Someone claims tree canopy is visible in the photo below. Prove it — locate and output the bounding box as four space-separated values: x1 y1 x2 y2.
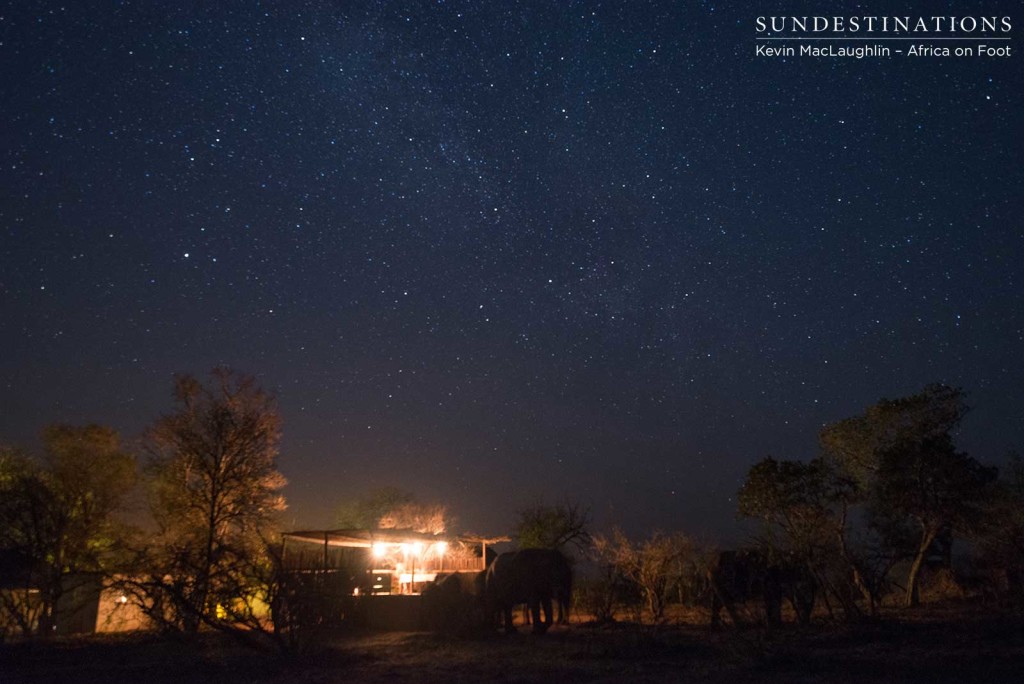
820 384 994 607
512 499 591 552
335 487 452 534
0 425 135 636
143 368 287 631
820 384 968 487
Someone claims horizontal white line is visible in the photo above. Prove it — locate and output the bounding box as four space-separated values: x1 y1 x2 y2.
756 37 1011 40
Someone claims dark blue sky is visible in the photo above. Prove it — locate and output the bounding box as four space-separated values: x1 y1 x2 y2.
2 1 1021 540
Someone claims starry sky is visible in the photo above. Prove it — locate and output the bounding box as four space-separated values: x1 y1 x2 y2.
1 1 1021 540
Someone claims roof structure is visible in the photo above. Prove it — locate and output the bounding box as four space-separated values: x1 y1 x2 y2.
281 528 510 548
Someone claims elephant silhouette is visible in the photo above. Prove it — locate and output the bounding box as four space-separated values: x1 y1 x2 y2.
707 549 816 627
421 571 487 635
485 548 572 634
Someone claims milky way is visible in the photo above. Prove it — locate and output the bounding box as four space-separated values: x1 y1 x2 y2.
1 1 1021 538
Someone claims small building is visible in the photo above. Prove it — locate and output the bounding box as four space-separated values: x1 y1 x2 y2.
0 569 150 637
282 528 506 595
281 528 508 630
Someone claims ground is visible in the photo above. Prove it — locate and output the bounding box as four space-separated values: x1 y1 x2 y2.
2 602 1022 683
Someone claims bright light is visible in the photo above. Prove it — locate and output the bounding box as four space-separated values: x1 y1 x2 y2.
435 541 448 555
372 542 388 558
117 595 128 604
411 542 424 556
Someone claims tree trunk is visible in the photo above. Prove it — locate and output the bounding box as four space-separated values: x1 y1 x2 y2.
905 527 937 608
836 528 872 615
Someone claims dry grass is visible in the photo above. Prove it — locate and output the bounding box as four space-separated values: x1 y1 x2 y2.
2 601 1023 683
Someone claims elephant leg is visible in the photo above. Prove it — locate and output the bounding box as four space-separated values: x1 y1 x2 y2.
766 598 782 626
797 595 813 625
764 568 783 626
503 607 516 633
529 597 549 634
790 583 815 625
710 589 724 626
712 587 742 627
764 588 782 627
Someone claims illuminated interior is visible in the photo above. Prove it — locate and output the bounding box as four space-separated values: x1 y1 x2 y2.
281 529 507 595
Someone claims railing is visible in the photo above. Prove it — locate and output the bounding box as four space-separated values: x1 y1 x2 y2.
416 555 485 574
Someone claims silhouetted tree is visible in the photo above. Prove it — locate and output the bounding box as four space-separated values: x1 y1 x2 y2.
142 369 286 633
821 385 996 607
592 528 695 622
737 456 882 617
513 499 591 553
335 486 452 534
738 457 848 556
0 426 135 636
873 435 995 606
820 384 968 487
972 453 1024 599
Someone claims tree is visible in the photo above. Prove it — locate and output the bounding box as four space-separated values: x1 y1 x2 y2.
872 435 995 606
820 384 967 487
512 499 591 553
143 369 287 633
737 456 879 617
821 385 995 607
335 487 452 534
972 453 1024 599
738 457 849 556
0 426 135 636
0 447 55 637
592 528 695 622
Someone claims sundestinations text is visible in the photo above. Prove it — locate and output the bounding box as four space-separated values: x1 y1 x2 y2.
755 16 1011 34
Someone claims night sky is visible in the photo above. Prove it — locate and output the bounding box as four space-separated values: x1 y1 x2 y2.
2 1 1021 540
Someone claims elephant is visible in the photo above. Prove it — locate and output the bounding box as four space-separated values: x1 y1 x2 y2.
707 549 816 627
484 548 572 634
421 571 487 634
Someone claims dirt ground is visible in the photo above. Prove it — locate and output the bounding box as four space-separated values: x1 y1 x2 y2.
3 601 1023 683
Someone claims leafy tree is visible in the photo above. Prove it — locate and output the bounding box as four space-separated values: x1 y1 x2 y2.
972 453 1024 599
0 426 135 636
821 385 996 607
820 384 967 487
512 499 591 553
738 457 849 555
335 487 413 528
0 447 54 636
737 456 881 617
872 435 996 606
335 487 452 534
378 500 450 535
142 369 287 633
